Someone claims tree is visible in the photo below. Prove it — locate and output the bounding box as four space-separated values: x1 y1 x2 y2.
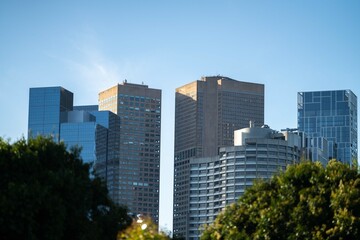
0 137 131 240
118 216 170 240
201 160 360 240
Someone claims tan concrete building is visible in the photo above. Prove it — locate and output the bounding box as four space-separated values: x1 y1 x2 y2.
98 81 161 223
173 76 264 239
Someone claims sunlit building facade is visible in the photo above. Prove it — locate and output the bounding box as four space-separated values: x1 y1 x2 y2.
99 81 161 223
188 124 303 239
173 76 264 239
297 90 357 165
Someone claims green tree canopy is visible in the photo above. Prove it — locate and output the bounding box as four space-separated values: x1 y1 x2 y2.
201 160 360 240
0 137 131 240
118 216 170 240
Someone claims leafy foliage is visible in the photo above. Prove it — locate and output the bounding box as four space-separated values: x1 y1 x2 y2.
201 160 360 240
118 216 170 240
0 137 131 240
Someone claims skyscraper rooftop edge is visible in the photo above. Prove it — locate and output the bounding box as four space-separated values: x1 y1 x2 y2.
29 86 70 90
98 81 162 94
298 89 356 95
176 76 264 90
199 75 263 84
176 77 264 99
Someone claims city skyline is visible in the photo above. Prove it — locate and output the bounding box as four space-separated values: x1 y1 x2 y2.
28 83 162 223
1 1 360 232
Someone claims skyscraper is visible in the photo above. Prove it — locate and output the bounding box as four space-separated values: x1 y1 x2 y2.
28 87 119 167
90 110 122 202
28 87 73 142
188 124 303 239
173 76 264 238
60 110 105 165
297 90 357 165
28 83 161 223
99 81 161 223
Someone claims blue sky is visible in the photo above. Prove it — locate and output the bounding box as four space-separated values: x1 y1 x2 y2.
1 0 359 232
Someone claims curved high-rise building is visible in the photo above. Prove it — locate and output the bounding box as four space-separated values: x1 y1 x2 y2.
188 125 303 239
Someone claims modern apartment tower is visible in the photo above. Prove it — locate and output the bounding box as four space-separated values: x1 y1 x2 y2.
173 76 264 238
297 90 357 165
99 81 161 223
188 124 303 239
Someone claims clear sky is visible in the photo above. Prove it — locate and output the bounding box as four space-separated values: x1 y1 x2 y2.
1 0 359 232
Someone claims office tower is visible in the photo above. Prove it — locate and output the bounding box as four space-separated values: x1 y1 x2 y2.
90 110 121 202
28 87 120 178
28 87 117 166
59 108 121 179
28 87 73 142
173 76 264 238
28 84 161 222
60 110 104 165
99 81 161 223
188 124 303 239
297 90 357 165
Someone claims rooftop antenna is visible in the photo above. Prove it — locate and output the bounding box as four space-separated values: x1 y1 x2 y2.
249 120 255 128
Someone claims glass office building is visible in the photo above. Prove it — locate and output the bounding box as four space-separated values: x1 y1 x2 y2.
90 110 122 202
173 76 264 239
28 87 73 141
28 87 121 185
60 110 106 166
73 105 98 112
99 82 161 223
28 87 110 167
29 84 161 222
298 90 357 165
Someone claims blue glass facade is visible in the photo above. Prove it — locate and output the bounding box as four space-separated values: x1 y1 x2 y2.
91 111 122 202
28 88 121 181
73 105 98 112
298 90 357 165
28 84 161 223
60 110 99 165
60 122 97 163
28 87 73 141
